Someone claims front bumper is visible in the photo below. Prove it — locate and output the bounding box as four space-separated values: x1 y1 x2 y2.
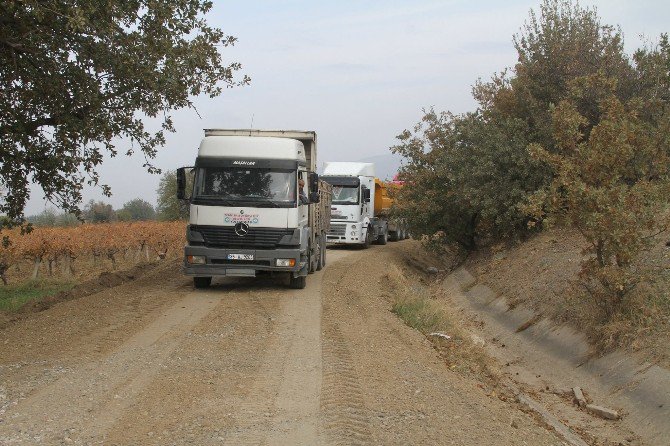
183 245 303 277
326 221 364 244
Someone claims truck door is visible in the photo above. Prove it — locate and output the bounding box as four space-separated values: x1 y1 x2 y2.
298 171 308 225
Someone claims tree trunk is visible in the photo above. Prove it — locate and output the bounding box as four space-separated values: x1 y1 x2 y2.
61 255 74 277
32 257 42 280
0 262 8 285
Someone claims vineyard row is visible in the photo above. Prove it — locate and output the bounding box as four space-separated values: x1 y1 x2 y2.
0 221 186 283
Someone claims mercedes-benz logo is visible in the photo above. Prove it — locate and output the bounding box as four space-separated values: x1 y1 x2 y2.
234 222 249 236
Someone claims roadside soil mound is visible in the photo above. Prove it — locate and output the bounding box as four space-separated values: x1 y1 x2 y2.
0 259 178 329
466 227 670 367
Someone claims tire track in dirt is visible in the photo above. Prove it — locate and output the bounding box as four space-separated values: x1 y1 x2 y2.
218 250 354 446
100 249 354 446
320 250 373 446
321 323 372 446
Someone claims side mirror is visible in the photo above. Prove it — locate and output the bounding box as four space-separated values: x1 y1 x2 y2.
177 167 186 200
309 192 320 203
309 172 319 192
363 188 371 202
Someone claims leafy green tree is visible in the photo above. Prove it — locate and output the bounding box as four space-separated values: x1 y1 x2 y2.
474 0 634 148
83 200 116 223
0 0 249 229
156 170 189 221
27 208 58 227
392 110 547 250
26 208 79 227
393 0 661 252
120 198 155 221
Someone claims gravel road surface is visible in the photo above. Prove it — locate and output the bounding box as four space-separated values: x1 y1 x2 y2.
0 244 565 445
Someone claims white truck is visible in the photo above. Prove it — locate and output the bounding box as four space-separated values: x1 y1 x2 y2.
177 129 331 289
322 162 406 247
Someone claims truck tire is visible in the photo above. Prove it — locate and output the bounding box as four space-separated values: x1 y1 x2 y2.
376 228 388 245
193 276 211 289
361 228 371 249
320 233 327 268
289 274 306 289
315 242 323 271
308 240 316 274
316 234 325 271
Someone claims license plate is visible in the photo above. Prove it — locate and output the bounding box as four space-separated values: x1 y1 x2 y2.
228 254 254 261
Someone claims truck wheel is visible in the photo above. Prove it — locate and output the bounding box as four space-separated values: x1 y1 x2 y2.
308 241 316 274
320 233 327 268
377 229 388 245
362 229 371 249
316 243 323 271
289 274 306 289
316 234 324 271
193 277 211 289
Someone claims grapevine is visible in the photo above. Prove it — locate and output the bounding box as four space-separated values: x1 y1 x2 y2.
0 221 186 284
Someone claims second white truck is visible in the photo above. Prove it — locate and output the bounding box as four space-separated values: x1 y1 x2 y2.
322 162 407 247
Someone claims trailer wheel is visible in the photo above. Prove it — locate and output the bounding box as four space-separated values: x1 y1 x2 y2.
193 277 211 289
289 274 306 289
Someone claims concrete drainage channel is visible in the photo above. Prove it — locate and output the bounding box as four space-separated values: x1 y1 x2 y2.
443 268 670 446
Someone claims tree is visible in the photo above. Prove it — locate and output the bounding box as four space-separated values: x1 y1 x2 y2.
27 208 58 227
0 1 249 229
524 76 670 316
26 208 79 227
392 109 547 250
156 170 189 221
473 0 634 148
83 200 116 223
120 198 155 221
393 0 656 251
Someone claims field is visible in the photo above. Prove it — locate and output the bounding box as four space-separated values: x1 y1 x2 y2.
0 221 185 309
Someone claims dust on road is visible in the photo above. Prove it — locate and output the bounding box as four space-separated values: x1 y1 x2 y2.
0 245 564 445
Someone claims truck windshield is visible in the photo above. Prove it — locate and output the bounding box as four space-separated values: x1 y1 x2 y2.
331 185 359 205
193 167 297 206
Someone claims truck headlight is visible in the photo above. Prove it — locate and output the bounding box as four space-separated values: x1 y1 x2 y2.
276 259 296 267
187 255 206 265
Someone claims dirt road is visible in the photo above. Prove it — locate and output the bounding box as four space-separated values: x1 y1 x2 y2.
0 244 565 445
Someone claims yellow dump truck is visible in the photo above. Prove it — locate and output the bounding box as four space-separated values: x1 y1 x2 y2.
374 178 408 241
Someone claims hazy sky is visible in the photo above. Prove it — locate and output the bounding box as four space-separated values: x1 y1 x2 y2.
25 0 670 215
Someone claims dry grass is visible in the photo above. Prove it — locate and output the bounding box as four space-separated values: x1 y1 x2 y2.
385 261 499 383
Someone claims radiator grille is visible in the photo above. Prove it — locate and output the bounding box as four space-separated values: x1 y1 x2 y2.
191 225 293 249
328 223 347 237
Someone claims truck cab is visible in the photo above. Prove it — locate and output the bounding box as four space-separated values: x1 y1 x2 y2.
322 162 388 247
178 130 331 289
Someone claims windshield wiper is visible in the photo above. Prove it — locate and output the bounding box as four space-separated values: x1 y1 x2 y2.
193 196 237 206
253 200 281 208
